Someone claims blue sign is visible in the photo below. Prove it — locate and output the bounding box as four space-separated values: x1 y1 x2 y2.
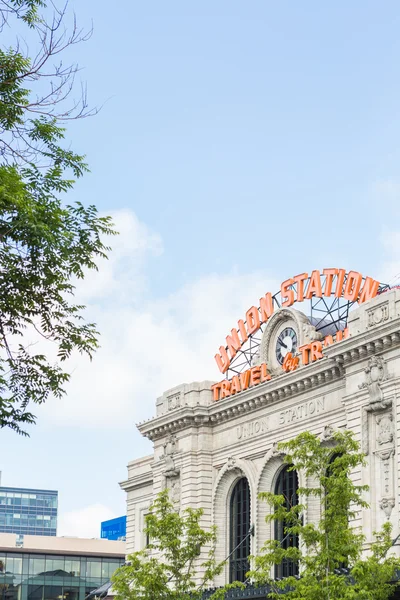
101 516 127 540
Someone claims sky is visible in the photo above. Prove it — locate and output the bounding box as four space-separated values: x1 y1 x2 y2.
3 0 400 538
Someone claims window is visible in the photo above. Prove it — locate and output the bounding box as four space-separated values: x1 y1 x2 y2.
274 466 299 579
229 478 251 583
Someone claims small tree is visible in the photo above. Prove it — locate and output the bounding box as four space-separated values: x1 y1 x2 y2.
248 430 400 600
112 489 230 600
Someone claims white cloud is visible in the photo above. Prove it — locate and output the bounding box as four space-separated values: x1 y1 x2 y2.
58 504 116 538
36 209 279 429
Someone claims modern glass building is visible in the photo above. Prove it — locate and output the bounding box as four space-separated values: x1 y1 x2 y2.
0 545 125 600
0 488 58 536
100 517 126 541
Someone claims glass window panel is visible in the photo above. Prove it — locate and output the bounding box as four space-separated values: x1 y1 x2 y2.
63 587 79 600
45 558 64 574
43 585 62 600
12 557 22 575
3 583 20 600
29 557 46 576
28 584 44 600
0 557 5 573
86 561 101 578
64 560 80 577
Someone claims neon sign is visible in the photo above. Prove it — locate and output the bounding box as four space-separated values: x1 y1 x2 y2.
214 269 380 375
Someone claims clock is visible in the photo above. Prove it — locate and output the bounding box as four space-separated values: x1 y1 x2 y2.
258 308 319 375
275 327 298 365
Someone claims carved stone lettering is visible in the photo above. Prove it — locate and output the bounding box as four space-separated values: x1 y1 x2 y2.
367 302 389 328
279 398 325 425
237 418 269 439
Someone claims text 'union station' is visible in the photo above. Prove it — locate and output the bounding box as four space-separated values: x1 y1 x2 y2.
119 268 400 590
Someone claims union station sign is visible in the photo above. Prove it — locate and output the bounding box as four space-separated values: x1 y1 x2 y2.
212 268 381 402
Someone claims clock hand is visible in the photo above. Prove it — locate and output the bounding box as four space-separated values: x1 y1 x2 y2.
278 339 288 349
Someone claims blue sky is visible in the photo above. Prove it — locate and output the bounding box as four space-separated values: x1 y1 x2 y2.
3 1 400 536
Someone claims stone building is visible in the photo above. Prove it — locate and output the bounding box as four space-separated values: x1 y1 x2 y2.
120 274 400 592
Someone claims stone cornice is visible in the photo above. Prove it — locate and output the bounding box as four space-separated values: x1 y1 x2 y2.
137 318 400 441
119 471 153 492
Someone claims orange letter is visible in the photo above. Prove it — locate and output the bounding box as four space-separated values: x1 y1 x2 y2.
324 335 334 347
239 369 251 391
323 268 338 296
211 382 222 401
305 270 322 299
299 344 310 365
260 292 273 323
335 269 346 298
250 366 261 386
220 380 231 399
336 328 349 342
281 278 295 307
343 271 363 301
310 341 323 362
238 319 248 344
260 363 271 382
292 272 308 302
246 306 260 335
215 347 230 373
230 376 241 395
226 329 241 360
358 277 380 304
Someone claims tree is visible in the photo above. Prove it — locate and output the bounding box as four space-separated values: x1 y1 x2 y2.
0 0 116 434
111 489 231 600
248 430 400 600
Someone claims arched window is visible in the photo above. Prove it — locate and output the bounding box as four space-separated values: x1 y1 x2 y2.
274 465 299 579
229 478 251 583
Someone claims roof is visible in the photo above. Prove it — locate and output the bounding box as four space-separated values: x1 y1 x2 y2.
0 533 125 557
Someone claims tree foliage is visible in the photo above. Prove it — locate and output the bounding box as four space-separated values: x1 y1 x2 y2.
112 489 228 600
248 430 400 600
0 0 116 434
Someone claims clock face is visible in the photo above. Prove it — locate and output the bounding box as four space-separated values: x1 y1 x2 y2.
275 327 298 365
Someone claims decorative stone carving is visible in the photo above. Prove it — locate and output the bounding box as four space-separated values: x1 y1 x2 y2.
367 302 389 328
269 441 285 459
168 393 181 411
320 424 336 442
162 435 179 478
379 497 395 519
375 447 395 519
226 456 236 470
376 414 394 446
169 478 181 504
359 356 390 411
302 320 324 344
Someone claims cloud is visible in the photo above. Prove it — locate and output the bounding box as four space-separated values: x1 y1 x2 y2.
58 504 117 538
36 209 279 429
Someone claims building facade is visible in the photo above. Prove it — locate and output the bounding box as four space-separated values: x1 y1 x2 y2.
0 533 125 600
100 517 126 541
0 488 58 537
120 272 400 589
